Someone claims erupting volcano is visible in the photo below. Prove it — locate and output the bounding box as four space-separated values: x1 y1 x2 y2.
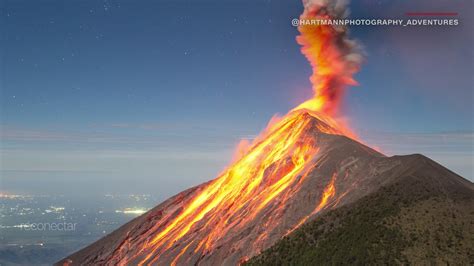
58 0 474 265
60 110 391 266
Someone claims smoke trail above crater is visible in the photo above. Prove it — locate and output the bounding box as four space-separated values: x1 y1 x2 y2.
294 0 364 116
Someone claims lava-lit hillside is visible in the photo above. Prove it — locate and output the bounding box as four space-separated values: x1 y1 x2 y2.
59 110 389 265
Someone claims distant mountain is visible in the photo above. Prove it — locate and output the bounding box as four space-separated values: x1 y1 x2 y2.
246 155 474 265
57 111 474 265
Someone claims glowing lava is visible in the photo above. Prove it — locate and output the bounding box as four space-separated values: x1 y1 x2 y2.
134 110 347 264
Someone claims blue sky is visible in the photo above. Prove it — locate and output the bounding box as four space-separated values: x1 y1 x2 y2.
1 0 472 198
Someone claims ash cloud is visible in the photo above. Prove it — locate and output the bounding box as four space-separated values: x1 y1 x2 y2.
298 0 364 115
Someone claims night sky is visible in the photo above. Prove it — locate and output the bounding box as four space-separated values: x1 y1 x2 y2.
2 0 473 198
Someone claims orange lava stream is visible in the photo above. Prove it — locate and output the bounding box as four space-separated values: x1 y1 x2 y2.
316 173 337 211
287 172 337 235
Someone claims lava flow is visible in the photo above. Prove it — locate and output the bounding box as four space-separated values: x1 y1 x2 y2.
130 110 346 265
110 0 363 265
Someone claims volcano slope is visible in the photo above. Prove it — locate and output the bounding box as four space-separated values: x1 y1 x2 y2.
57 111 474 265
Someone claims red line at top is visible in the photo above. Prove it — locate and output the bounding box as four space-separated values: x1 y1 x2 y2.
406 12 458 16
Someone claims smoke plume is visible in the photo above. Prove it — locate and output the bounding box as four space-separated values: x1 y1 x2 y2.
295 0 364 116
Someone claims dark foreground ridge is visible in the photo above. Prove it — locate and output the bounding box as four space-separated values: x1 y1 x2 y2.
246 155 474 265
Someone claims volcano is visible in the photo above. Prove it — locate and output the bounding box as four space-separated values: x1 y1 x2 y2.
56 0 474 263
57 111 473 265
